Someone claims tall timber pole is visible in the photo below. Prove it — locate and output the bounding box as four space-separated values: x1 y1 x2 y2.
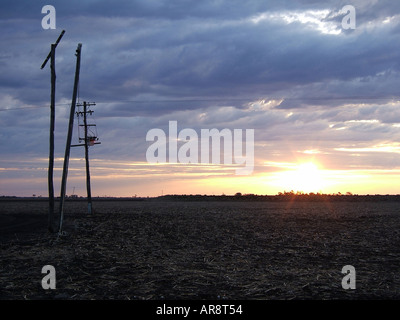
58 43 82 234
41 30 65 233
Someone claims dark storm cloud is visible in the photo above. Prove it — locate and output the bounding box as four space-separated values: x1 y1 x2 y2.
2 0 400 112
0 0 337 20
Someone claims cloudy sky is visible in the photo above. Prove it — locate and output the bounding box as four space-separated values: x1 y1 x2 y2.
1 0 400 197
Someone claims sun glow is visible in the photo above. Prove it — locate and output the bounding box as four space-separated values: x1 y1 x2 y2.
271 162 326 193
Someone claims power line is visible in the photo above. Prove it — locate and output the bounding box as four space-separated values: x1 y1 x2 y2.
0 104 70 112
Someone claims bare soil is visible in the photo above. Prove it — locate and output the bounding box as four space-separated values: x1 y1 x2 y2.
1 199 400 300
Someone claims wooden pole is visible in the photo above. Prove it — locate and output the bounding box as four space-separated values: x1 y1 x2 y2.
58 43 82 234
41 30 65 233
83 101 93 214
48 44 56 233
72 101 98 212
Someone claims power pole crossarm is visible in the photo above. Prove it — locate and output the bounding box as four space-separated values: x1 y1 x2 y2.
41 30 65 70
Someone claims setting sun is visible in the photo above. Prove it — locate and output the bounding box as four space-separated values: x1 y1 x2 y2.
271 162 326 194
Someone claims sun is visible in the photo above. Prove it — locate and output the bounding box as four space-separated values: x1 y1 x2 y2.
271 161 326 193
295 162 323 190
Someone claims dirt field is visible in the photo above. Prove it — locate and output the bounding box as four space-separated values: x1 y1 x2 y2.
1 198 400 300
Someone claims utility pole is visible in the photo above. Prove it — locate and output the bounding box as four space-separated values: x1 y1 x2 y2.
73 101 99 214
59 43 82 234
41 30 65 233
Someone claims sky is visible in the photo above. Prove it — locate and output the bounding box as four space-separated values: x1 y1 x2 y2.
1 0 400 197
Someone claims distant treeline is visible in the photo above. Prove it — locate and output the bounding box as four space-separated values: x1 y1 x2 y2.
2 193 400 202
158 193 400 202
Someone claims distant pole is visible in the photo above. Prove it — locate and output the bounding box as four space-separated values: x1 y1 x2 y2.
73 101 99 214
83 101 93 214
41 30 65 233
59 43 82 234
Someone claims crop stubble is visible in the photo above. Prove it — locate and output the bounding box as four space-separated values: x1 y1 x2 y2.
1 199 400 299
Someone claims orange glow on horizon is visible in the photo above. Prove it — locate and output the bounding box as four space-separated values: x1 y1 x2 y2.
3 157 400 197
269 161 328 194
